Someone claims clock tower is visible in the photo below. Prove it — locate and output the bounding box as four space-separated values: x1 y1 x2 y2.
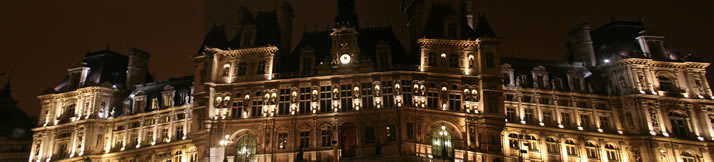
330 0 360 65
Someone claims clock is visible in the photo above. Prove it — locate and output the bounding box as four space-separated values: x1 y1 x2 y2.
340 54 351 64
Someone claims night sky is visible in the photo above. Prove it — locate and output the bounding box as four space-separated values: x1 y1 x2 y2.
1 0 712 117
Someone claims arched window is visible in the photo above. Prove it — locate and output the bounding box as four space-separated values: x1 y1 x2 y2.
546 137 559 154
565 140 577 156
256 61 266 74
508 133 519 149
235 135 257 162
681 152 697 162
605 144 619 161
222 63 231 76
669 112 690 137
431 126 453 160
585 142 599 159
524 135 538 151
657 75 675 91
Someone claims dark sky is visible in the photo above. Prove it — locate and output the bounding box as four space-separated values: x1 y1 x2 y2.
1 0 713 117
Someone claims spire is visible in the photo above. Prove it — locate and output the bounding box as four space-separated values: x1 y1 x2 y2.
473 14 497 38
334 0 359 29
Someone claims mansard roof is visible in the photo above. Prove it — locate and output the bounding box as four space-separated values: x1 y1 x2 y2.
501 57 606 94
588 19 699 64
53 49 129 93
124 76 193 116
199 9 286 56
420 4 476 40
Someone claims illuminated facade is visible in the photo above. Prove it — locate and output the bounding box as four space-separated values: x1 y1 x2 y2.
30 0 714 162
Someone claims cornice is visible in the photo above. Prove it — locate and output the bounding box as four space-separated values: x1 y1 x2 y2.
417 38 479 47
205 46 278 57
37 86 118 100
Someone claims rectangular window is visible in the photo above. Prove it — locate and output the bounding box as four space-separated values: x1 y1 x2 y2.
448 94 461 111
427 92 438 109
543 111 553 125
278 133 288 150
256 61 265 74
299 88 311 114
600 116 611 130
364 127 375 144
319 86 332 113
164 95 173 107
176 113 185 120
562 112 571 127
539 98 551 105
448 54 459 68
299 131 310 148
251 101 263 118
577 101 590 108
143 119 155 126
386 125 396 141
231 101 243 119
340 85 353 111
506 107 517 122
383 81 395 108
428 53 437 66
144 131 153 144
161 127 169 142
151 98 159 110
525 109 535 122
278 89 290 116
558 98 570 106
159 116 170 123
580 114 591 128
175 126 184 140
321 130 332 147
237 62 247 76
402 81 413 106
406 123 415 140
361 83 374 110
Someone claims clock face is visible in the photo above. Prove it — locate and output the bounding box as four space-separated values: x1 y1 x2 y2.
340 54 351 64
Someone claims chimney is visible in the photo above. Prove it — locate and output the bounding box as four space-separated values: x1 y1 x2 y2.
126 48 150 90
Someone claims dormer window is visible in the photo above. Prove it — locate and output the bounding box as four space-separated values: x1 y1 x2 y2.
151 98 159 110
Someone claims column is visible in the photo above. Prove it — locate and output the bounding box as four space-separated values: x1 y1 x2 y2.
688 104 703 140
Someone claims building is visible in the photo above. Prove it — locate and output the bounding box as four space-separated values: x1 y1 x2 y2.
0 74 34 162
30 0 714 162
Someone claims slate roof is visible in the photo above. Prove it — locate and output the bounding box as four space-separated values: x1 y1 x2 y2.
501 57 606 94
126 76 193 115
53 49 130 93
589 20 696 63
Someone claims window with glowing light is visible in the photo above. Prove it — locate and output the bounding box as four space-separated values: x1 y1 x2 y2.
236 135 257 162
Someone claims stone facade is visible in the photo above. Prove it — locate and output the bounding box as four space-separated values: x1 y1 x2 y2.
30 0 714 162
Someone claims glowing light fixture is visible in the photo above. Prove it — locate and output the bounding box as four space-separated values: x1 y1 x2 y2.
340 54 351 64
603 59 610 63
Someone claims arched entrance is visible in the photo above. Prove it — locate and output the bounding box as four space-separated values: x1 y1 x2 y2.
431 126 453 160
340 122 356 157
235 135 257 162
